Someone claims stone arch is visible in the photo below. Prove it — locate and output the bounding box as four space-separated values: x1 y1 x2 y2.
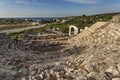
69 25 78 36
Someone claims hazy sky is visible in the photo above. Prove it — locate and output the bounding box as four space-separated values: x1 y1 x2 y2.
0 0 120 17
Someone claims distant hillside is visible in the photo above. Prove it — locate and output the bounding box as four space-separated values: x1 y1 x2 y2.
7 13 120 36
64 13 120 28
46 13 120 33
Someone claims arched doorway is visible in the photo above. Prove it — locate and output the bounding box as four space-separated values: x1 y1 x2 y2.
71 27 75 36
69 25 78 36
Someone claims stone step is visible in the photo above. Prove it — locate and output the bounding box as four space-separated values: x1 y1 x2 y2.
68 22 108 47
110 26 120 33
110 30 120 37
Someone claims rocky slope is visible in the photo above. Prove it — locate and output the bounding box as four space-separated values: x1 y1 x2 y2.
0 15 120 80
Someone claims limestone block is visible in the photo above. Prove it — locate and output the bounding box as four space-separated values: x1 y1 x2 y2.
106 66 120 76
117 64 120 71
112 14 120 23
87 72 106 80
87 30 92 34
80 29 84 32
84 27 89 30
112 78 120 80
82 32 88 37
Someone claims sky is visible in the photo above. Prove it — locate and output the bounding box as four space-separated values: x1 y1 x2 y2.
0 0 120 17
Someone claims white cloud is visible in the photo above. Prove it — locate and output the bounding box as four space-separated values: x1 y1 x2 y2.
65 0 100 4
15 0 46 6
16 0 30 5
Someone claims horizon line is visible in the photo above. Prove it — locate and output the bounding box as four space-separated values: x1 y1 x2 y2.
0 12 120 18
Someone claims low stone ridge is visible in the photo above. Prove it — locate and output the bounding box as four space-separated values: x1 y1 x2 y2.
68 22 108 47
112 14 120 23
0 15 120 80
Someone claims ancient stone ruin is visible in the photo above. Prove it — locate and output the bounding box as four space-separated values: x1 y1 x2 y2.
69 25 79 36
68 22 107 47
0 15 120 80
